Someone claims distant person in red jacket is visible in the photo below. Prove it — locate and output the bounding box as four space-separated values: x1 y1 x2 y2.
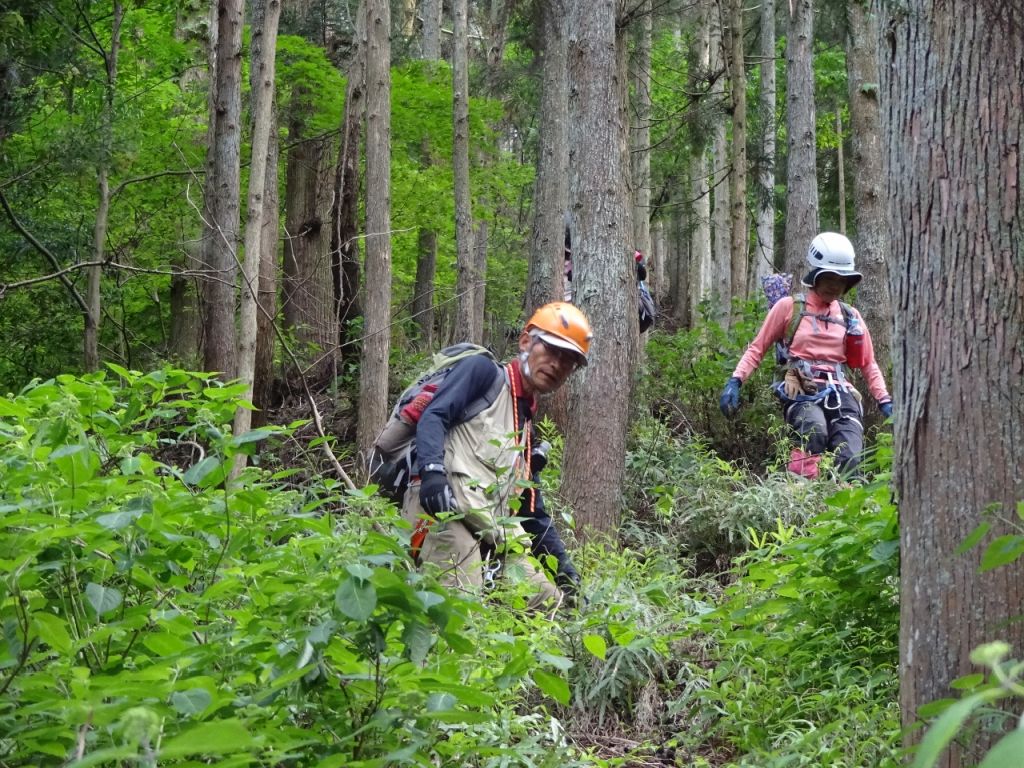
719 232 893 478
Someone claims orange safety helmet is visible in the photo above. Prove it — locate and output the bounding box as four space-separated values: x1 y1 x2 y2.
524 301 593 365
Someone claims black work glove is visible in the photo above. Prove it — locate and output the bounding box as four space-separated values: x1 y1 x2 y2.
879 401 893 419
419 470 456 517
530 440 552 475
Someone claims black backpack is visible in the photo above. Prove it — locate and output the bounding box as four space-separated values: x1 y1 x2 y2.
638 281 657 333
367 344 505 502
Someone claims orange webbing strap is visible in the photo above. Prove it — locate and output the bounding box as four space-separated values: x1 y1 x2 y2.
409 515 434 562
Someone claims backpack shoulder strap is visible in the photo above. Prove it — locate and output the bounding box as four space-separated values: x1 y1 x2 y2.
838 300 854 330
785 293 807 348
457 361 506 424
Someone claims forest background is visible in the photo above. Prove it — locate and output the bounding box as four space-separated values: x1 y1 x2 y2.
1 1 1022 767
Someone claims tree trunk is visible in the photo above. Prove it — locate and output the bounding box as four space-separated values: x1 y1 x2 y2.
724 0 748 306
357 0 393 461
689 2 713 322
332 2 366 356
753 0 776 287
85 1 123 373
473 218 488 339
879 3 1024 764
563 0 633 541
631 0 652 283
201 0 243 378
835 109 846 233
846 0 890 420
412 226 437 347
421 0 441 60
782 0 817 278
484 0 512 90
252 121 279 426
526 0 569 312
452 0 476 342
282 124 337 383
709 0 731 315
233 0 280 459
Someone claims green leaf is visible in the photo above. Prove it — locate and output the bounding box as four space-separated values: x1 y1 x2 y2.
97 498 149 530
85 583 123 616
912 691 1003 768
231 427 278 446
51 443 86 459
159 720 253 757
182 456 221 486
346 563 374 580
978 730 1024 768
335 577 377 621
426 692 457 711
532 669 570 705
401 619 433 665
957 522 992 554
33 612 73 653
170 688 212 716
583 634 607 660
979 535 1024 572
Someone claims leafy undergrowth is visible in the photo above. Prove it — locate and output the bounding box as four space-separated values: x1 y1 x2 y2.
0 367 902 766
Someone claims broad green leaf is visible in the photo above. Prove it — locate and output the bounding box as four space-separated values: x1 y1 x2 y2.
426 692 457 711
346 563 374 580
85 583 123 616
51 443 86 459
912 691 1003 768
170 688 212 716
335 577 377 621
956 521 992 554
33 612 73 653
401 618 433 665
97 498 148 530
977 730 1024 768
582 634 607 660
231 427 277 446
979 535 1024 572
159 719 253 756
182 456 221 486
532 669 570 705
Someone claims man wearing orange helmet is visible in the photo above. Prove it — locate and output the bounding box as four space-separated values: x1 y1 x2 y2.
404 301 592 607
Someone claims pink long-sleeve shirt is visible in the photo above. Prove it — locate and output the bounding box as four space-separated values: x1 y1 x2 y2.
731 292 891 404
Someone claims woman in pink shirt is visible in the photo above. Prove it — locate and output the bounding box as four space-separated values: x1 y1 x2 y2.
719 232 893 478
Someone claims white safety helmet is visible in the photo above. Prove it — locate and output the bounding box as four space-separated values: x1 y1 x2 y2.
802 232 862 290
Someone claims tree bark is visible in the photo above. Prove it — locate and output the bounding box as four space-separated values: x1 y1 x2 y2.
724 0 748 306
282 122 337 383
85 2 122 373
201 0 243 378
563 0 634 541
452 0 476 342
846 0 890 412
709 0 731 314
879 2 1024 764
420 0 441 60
689 2 713 322
357 0 393 460
412 225 436 347
631 0 653 289
332 2 366 357
233 0 280 457
252 120 279 426
782 0 817 278
526 0 569 312
752 0 776 287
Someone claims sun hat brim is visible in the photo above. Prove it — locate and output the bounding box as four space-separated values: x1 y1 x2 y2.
532 330 588 366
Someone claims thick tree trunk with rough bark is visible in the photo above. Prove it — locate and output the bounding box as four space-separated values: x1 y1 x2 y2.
357 0 392 460
689 3 713 322
252 122 279 426
846 1 890 394
782 0 817 278
753 0 776 287
201 0 243 378
452 0 476 343
526 0 569 312
282 124 337 383
563 0 634 540
879 2 1024 764
631 0 652 277
420 0 441 60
